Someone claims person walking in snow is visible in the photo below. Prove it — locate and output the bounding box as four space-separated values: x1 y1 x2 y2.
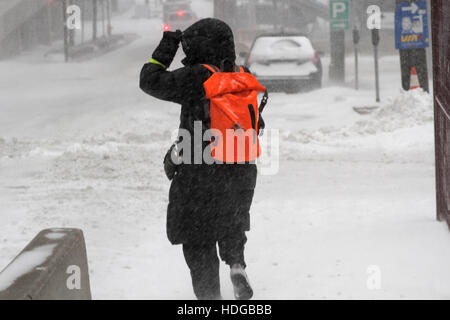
139 18 266 300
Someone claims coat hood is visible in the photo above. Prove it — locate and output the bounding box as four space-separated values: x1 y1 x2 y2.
181 18 236 67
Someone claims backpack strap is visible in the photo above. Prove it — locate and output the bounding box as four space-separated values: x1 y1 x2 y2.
259 89 269 113
234 65 244 73
257 89 268 136
202 64 220 73
201 64 219 121
202 64 244 73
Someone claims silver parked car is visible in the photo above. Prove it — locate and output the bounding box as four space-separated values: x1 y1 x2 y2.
244 34 323 93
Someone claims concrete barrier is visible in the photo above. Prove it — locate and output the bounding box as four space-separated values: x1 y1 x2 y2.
0 228 91 300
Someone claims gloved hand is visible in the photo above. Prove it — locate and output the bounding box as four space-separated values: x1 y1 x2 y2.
152 30 183 68
164 30 183 42
163 142 180 180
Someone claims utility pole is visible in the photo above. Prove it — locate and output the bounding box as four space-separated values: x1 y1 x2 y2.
93 0 98 40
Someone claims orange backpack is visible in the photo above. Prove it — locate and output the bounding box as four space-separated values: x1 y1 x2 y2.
202 64 267 163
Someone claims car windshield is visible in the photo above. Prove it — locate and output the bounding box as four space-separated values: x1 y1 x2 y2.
248 36 314 64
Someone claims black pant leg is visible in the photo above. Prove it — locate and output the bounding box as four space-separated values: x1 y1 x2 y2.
218 231 247 268
182 242 221 300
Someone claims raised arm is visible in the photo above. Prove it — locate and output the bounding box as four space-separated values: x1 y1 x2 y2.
140 31 195 105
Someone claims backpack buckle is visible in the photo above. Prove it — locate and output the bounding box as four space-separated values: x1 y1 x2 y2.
232 123 243 130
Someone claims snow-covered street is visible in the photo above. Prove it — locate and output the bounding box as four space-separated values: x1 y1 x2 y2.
1 8 450 299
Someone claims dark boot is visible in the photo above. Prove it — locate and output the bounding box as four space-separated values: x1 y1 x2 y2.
230 263 253 300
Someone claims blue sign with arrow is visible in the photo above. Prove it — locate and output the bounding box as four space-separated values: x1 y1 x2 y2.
395 1 429 50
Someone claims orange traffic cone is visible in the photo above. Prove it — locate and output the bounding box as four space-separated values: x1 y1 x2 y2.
409 66 420 90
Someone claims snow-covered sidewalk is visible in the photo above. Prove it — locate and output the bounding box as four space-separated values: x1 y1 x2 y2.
1 9 449 299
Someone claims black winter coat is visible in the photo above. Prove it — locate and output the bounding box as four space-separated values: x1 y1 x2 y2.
139 19 257 245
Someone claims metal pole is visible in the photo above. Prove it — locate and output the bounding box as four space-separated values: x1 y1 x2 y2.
374 42 380 102
351 0 359 90
355 44 359 90
371 28 380 102
62 0 69 62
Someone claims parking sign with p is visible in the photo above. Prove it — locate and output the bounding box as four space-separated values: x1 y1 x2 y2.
330 0 349 31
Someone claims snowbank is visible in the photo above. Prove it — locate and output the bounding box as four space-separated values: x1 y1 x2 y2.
272 88 434 164
352 89 433 135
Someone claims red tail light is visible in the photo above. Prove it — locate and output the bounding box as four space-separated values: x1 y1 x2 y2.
163 24 171 31
312 51 320 64
177 10 185 16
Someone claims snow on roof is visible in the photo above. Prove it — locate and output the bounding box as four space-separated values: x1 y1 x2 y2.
249 36 315 62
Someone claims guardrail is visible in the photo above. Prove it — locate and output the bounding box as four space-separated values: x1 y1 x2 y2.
0 228 91 300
